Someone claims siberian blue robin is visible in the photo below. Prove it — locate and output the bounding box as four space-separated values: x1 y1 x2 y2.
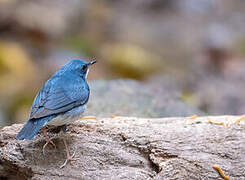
17 59 96 168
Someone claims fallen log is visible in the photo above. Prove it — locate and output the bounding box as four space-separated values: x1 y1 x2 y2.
0 116 244 179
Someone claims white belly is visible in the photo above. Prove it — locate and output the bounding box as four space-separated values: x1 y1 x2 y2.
46 115 80 126
46 105 86 126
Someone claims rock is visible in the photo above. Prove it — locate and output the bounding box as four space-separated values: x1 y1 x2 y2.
189 77 245 115
0 115 245 179
85 79 202 118
184 58 245 115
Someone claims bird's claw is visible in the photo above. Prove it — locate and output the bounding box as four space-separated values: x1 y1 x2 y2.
60 150 77 168
42 138 56 155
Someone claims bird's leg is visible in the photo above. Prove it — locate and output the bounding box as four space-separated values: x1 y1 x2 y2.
60 129 76 168
42 126 56 155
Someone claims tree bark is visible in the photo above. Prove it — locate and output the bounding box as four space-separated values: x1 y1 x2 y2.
0 115 245 179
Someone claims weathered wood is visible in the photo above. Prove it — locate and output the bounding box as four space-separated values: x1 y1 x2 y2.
0 116 245 179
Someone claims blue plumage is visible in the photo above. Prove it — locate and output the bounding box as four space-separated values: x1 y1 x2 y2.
17 59 96 140
17 115 56 140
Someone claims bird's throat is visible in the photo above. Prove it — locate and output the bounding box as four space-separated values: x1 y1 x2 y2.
85 69 89 79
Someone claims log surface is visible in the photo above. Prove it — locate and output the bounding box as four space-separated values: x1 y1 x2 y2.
0 116 245 179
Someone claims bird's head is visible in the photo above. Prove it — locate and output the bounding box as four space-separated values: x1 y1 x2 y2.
61 59 96 78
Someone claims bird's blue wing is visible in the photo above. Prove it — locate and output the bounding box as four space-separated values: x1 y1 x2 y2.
30 73 89 119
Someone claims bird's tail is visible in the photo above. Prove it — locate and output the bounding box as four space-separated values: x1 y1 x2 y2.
17 116 55 140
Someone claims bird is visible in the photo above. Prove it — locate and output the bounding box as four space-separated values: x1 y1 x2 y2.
17 59 96 168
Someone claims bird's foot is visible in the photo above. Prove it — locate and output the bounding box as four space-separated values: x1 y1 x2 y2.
42 137 56 155
60 150 77 169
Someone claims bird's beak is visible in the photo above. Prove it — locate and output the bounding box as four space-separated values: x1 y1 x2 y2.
88 60 97 66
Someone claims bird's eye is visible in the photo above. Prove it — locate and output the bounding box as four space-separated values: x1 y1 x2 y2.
82 65 87 71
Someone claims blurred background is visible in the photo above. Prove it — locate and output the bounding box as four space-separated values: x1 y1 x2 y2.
1 0 245 128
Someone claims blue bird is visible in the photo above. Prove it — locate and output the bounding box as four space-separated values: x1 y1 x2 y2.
17 59 96 168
